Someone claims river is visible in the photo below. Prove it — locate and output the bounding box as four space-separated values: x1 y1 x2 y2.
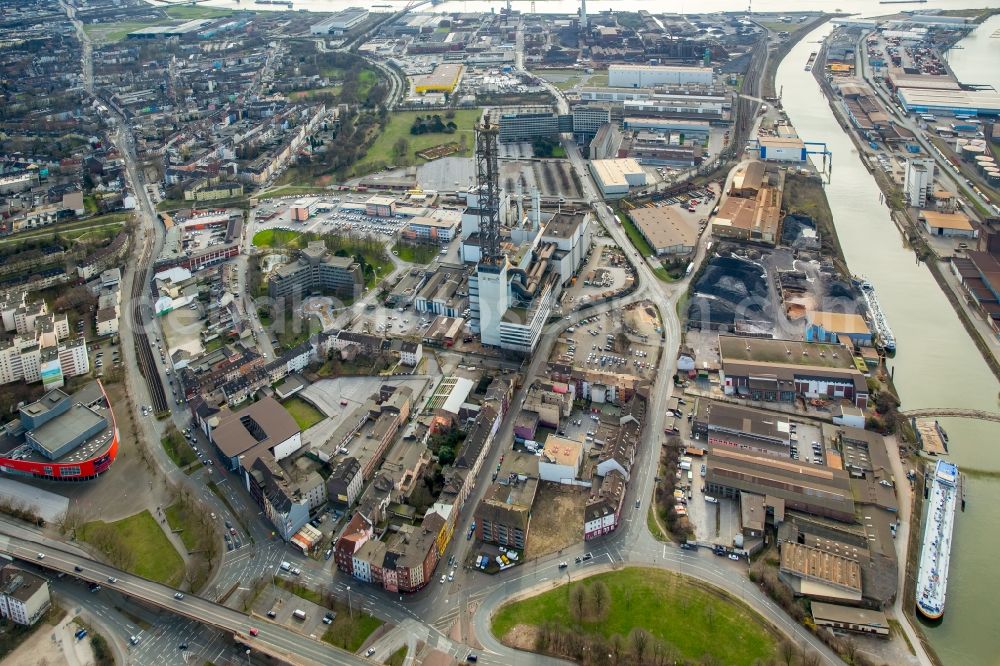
777 21 1000 666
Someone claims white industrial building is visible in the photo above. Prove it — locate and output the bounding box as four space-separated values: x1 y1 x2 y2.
310 8 369 35
465 186 587 354
758 137 807 163
590 158 647 197
608 64 714 88
904 158 935 208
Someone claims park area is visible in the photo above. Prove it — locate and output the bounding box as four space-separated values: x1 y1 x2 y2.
354 109 482 175
491 567 778 666
79 510 184 586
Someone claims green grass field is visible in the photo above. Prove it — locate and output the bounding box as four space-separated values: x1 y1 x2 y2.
252 228 303 248
392 242 439 264
164 503 200 552
491 568 777 666
161 430 198 469
83 21 160 43
79 511 185 586
385 646 407 666
282 397 325 430
0 214 129 247
355 108 481 175
322 611 383 652
617 211 655 257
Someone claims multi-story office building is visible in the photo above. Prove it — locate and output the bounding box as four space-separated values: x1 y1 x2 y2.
268 241 363 302
498 107 572 143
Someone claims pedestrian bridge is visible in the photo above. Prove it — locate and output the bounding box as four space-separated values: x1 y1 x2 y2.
900 408 1000 424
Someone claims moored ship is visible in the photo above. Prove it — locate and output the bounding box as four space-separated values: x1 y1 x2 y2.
916 460 959 620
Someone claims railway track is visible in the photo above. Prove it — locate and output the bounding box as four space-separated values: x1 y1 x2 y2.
129 235 169 415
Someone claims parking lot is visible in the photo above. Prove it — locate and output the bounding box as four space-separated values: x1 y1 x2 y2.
552 300 662 381
251 198 408 243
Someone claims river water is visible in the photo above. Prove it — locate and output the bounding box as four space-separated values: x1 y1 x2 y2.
777 21 1000 666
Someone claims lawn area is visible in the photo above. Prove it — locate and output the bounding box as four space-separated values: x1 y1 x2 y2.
79 511 185 586
322 611 383 652
357 69 379 99
617 211 655 257
164 503 200 552
0 213 129 245
491 568 777 666
385 646 407 666
392 242 439 264
83 21 160 43
282 396 325 430
252 228 303 248
161 430 198 469
354 108 481 176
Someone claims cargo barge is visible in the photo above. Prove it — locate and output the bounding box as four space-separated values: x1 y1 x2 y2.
854 278 896 354
916 460 959 620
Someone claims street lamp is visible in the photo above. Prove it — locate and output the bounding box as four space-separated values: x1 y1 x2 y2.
245 648 251 665
346 585 353 619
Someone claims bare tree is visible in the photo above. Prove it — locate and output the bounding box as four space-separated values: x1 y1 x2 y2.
628 627 651 665
844 638 859 665
609 633 625 666
704 603 716 631
568 583 587 623
779 640 796 666
591 580 611 621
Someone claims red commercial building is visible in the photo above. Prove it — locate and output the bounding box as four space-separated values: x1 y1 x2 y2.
0 381 119 481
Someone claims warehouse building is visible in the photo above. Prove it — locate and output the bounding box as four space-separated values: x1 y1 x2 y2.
590 158 647 197
310 8 369 35
627 206 698 255
412 64 464 94
810 602 890 638
623 117 711 141
896 87 1000 117
609 64 714 88
705 447 857 523
718 335 870 408
805 311 872 347
758 137 807 162
919 210 976 238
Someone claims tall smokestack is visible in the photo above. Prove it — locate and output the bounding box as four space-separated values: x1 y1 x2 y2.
532 188 541 230
580 0 588 29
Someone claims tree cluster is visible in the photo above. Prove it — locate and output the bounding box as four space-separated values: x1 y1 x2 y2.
409 114 457 135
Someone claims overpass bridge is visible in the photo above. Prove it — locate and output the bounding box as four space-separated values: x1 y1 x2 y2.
0 532 366 666
901 408 1000 424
